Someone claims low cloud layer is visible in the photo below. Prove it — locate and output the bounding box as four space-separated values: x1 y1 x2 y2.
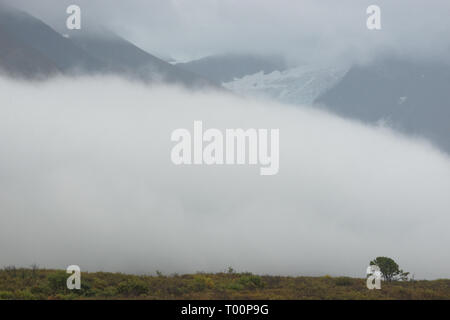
0 76 449 279
5 0 450 64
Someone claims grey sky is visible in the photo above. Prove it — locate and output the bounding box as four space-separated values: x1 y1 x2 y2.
1 0 450 280
5 0 450 63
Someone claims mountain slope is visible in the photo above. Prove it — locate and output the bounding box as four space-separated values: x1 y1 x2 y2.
0 4 105 74
0 4 217 88
0 28 60 78
177 54 286 83
70 32 216 88
315 57 450 153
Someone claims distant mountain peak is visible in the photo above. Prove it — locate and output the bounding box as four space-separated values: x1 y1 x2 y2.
0 4 217 88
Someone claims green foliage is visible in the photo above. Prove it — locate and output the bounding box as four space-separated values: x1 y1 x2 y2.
117 278 149 297
47 271 68 293
14 289 35 300
0 267 448 300
0 291 14 299
189 275 214 292
237 275 264 290
3 265 17 277
370 257 410 282
334 277 353 286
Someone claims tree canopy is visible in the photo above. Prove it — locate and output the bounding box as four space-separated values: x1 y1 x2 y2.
370 257 409 282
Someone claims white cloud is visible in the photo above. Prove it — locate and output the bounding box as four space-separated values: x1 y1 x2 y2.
6 0 450 64
0 76 449 279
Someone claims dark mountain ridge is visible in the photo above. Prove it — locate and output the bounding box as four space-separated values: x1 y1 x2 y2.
315 56 450 153
177 53 287 83
0 4 216 88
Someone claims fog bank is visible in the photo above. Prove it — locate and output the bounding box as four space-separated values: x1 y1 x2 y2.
0 76 449 279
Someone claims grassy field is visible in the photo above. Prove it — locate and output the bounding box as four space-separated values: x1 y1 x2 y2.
0 267 449 300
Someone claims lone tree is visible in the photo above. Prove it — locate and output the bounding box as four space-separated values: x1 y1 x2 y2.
370 257 409 282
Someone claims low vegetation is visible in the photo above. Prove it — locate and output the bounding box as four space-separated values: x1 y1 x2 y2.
0 266 449 300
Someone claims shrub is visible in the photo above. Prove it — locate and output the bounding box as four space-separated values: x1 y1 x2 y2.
227 282 244 291
0 291 14 300
101 286 118 297
335 277 353 286
47 271 69 294
238 275 264 290
190 275 214 292
3 265 17 277
15 289 36 300
117 279 149 296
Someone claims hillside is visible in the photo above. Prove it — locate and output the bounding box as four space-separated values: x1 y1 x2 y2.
0 3 215 88
70 32 217 87
177 54 286 83
0 268 449 300
0 28 60 78
0 4 104 75
315 57 450 153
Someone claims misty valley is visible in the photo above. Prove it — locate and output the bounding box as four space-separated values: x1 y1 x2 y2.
0 0 449 305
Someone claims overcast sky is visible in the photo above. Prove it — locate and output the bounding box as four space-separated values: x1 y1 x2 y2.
5 0 450 63
1 1 450 279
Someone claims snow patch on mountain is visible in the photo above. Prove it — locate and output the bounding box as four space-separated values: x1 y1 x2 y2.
223 64 349 105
